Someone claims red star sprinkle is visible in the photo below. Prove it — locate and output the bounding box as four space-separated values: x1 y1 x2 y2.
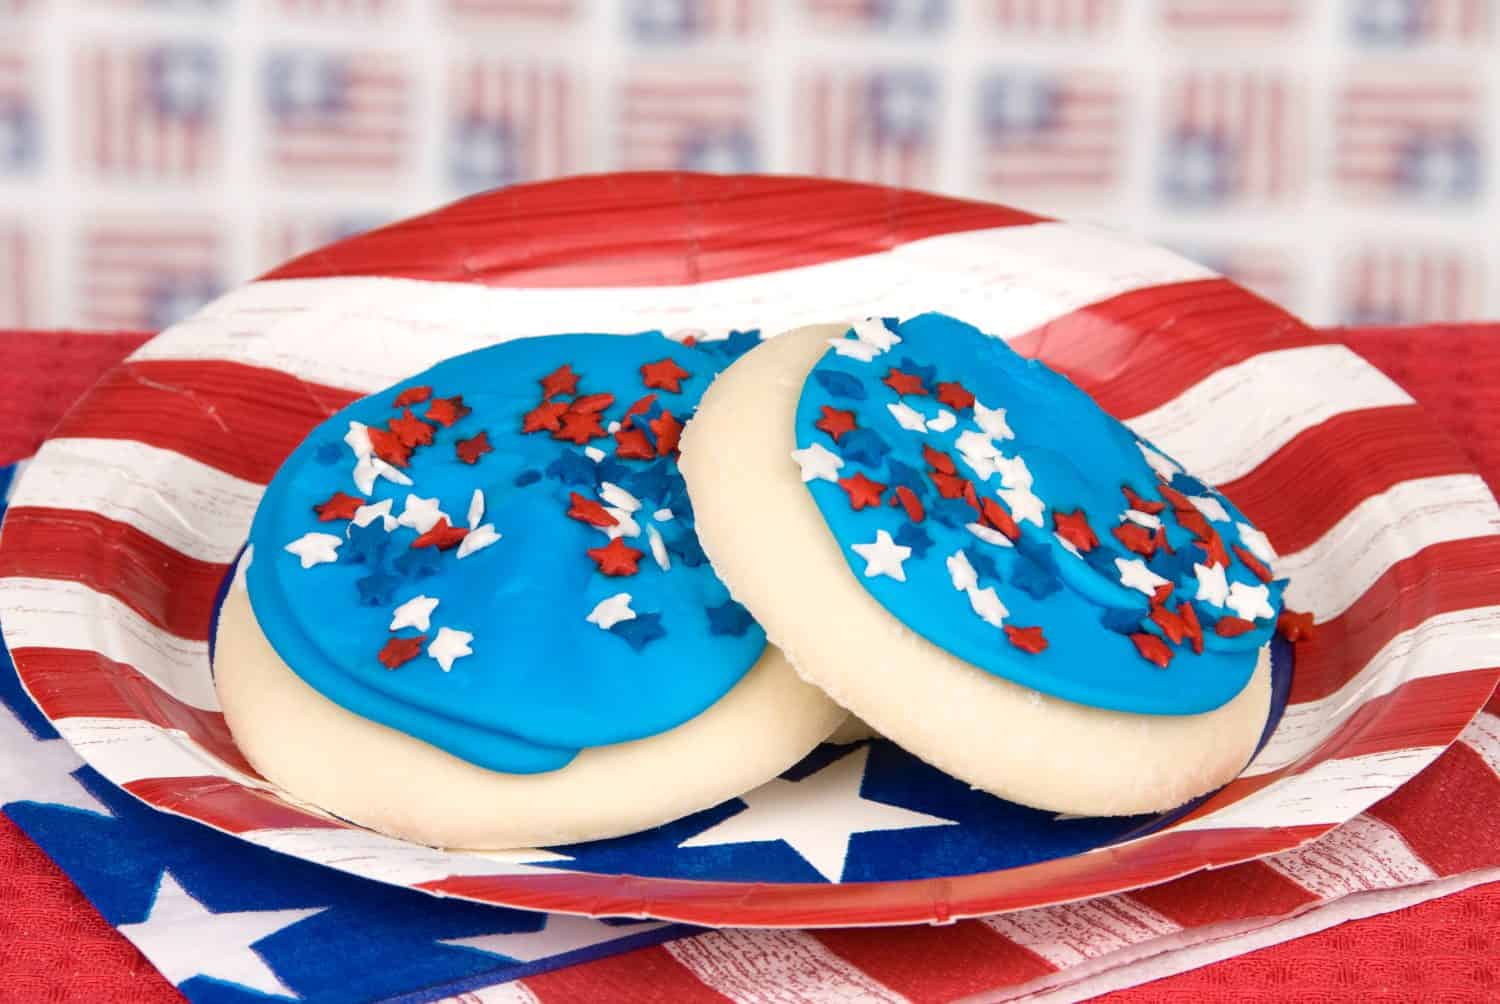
456 431 493 464
1152 525 1172 555
567 492 617 528
587 537 645 576
412 517 468 551
1053 509 1098 552
390 409 436 448
425 395 472 427
378 635 426 669
962 480 981 513
649 411 683 455
393 386 432 408
1214 616 1256 637
1197 530 1230 568
893 485 926 523
882 368 928 397
922 445 957 475
1113 522 1157 557
366 426 411 468
553 410 606 445
930 471 969 500
815 406 858 443
1233 545 1273 582
568 392 615 415
1152 582 1175 607
1122 485 1167 515
624 393 659 419
1174 506 1212 541
1005 625 1048 654
838 472 886 511
980 498 1021 540
681 335 697 347
1131 633 1174 668
1158 483 1193 510
313 491 364 522
1150 606 1187 645
614 427 656 460
1277 609 1316 643
935 381 975 411
641 357 691 393
522 400 569 434
540 364 580 401
1179 601 1204 654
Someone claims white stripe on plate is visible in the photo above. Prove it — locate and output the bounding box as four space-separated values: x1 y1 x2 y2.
1278 475 1500 621
1125 345 1413 484
1264 814 1437 899
242 827 559 884
1245 605 1500 777
53 716 259 788
0 577 217 710
1459 710 1500 778
663 929 909 1004
12 437 263 564
981 895 1180 970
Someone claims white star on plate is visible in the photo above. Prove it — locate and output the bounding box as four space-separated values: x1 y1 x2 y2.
600 481 641 513
119 872 320 998
973 400 1015 441
791 442 844 483
851 317 901 352
352 455 411 495
1117 556 1169 596
827 336 880 362
397 495 445 533
851 529 912 581
992 454 1033 490
352 497 397 531
1227 581 1275 621
678 745 956 882
1138 442 1181 480
467 489 485 528
1188 495 1230 523
927 409 956 432
1237 522 1277 564
284 532 341 568
1123 508 1163 529
428 627 474 672
584 446 606 462
653 507 674 522
344 421 371 459
0 710 109 813
586 592 636 629
887 401 928 433
966 522 1014 547
945 549 977 591
390 594 439 632
967 585 1008 628
999 487 1046 527
442 913 664 964
1194 561 1230 606
646 525 671 571
457 524 501 559
604 506 641 540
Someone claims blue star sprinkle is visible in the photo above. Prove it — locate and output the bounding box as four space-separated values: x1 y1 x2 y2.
699 329 760 359
610 612 666 651
894 522 934 559
513 469 542 487
705 599 755 637
623 460 674 503
963 546 1002 585
927 497 977 529
839 428 889 467
314 442 343 465
897 356 938 388
1101 607 1145 635
1148 544 1197 585
595 457 632 487
395 545 443 579
812 370 867 401
663 528 707 568
1169 472 1211 497
355 570 401 607
884 459 926 495
342 522 389 566
546 451 600 488
1012 556 1060 599
1083 544 1125 578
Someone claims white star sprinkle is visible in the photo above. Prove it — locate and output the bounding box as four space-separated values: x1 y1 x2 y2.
584 446 606 462
352 497 397 531
284 532 341 568
586 592 636 630
647 525 671 571
927 409 956 432
397 495 446 533
654 507 674 522
352 456 411 495
600 481 641 513
1227 581 1275 621
1117 556 1169 596
852 317 901 352
956 429 1002 460
1237 522 1277 564
603 507 641 540
456 524 501 559
887 401 929 432
344 421 372 459
791 442 844 483
1188 495 1230 523
827 336 881 362
992 454 1033 491
966 522 1014 547
1194 561 1230 606
1055 533 1083 558
1123 508 1163 529
607 420 622 434
1138 442 1181 480
973 400 1015 441
946 549 977 591
389 595 439 632
958 452 999 483
967 586 1008 628
999 487 1046 527
467 489 485 528
428 627 474 672
851 529 912 581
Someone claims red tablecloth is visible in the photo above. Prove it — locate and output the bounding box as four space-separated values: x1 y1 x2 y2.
1 328 1496 1003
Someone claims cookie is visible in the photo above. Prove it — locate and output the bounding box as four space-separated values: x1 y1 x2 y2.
678 316 1281 816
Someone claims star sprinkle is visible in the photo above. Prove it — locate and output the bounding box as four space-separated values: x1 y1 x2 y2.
456 524 500 559
1123 509 1163 530
1278 608 1316 643
895 522 933 558
352 455 411 495
973 400 1014 441
523 401 570 433
1234 545 1274 583
313 492 363 522
1004 624 1048 654
588 537 644 576
967 522 1015 547
585 446 607 462
935 381 975 411
390 595 439 632
614 426 655 459
1179 601 1204 653
556 410 606 445
1117 557 1170 596
567 492 617 528
570 392 615 415
412 518 468 551
1215 616 1255 637
352 497 397 530
611 612 666 651
463 489 484 528
882 368 928 397
355 571 401 606
365 426 411 468
840 428 889 466
892 485 925 523
428 627 474 671
706 598 755 636
586 592 636 629
641 357 691 393
1053 509 1098 552
838 472 886 510
602 506 641 540
887 401 929 432
968 586 1008 628
646 525 671 571
1193 561 1230 606
1237 522 1277 564
285 532 342 568
1113 522 1157 557
540 363 580 400
343 523 390 565
397 495 446 533
1149 604 1188 645
828 336 881 362
425 395 471 427
791 443 844 483
956 429 1002 461
649 411 683 454
852 529 912 581
815 406 858 443
999 487 1045 527
927 410 957 433
852 317 901 352
1226 581 1275 621
979 498 1021 540
1187 495 1229 523
1131 633 1173 668
456 431 493 464
946 549 978 591
393 385 432 408
600 481 642 513
992 455 1033 491
390 409 435 448
344 421 372 459
379 635 425 669
654 507 674 522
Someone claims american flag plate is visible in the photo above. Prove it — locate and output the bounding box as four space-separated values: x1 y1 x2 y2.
2 174 1497 928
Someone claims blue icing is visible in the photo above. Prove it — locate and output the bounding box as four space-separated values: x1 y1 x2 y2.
246 332 767 774
794 313 1282 715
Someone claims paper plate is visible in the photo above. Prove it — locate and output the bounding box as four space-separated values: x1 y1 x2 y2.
2 174 1498 928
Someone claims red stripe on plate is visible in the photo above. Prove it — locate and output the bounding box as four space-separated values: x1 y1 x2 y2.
524 944 734 1004
1127 859 1319 927
123 776 343 833
814 923 1056 1002
262 173 1044 288
0 507 227 640
51 360 359 484
1365 741 1500 875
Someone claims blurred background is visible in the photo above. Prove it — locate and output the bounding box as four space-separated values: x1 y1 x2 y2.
0 0 1493 332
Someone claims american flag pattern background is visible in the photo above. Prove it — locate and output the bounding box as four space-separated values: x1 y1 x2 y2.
0 0 1496 327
